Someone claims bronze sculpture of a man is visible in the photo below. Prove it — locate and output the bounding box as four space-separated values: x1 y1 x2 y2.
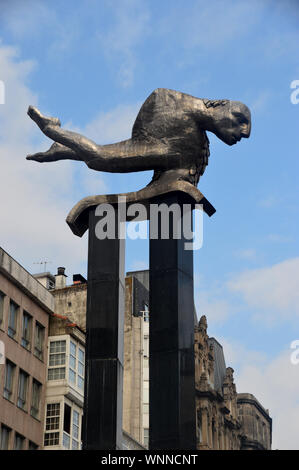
27 88 251 189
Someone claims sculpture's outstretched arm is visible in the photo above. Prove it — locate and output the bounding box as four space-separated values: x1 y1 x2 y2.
26 106 182 173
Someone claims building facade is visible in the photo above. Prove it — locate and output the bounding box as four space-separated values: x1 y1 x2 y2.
43 313 85 450
1 256 272 451
237 393 272 450
0 247 53 450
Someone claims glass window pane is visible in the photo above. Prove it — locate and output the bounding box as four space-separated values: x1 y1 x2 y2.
48 367 65 380
72 439 79 450
78 349 84 363
8 301 18 338
70 341 76 356
0 425 10 450
34 323 45 360
4 361 15 400
44 432 59 446
78 376 84 390
63 432 70 449
14 433 25 450
50 341 66 353
69 355 76 369
69 368 76 384
78 362 84 377
0 291 5 326
31 380 41 418
28 441 38 450
49 353 66 366
17 370 28 410
22 312 32 349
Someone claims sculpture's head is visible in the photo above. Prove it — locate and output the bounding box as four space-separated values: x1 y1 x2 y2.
203 99 251 146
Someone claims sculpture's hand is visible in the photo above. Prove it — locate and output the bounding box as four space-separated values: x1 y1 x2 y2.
27 105 61 131
26 142 80 163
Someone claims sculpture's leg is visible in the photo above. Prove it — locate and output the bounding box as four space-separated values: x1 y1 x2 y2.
28 106 100 158
27 105 181 172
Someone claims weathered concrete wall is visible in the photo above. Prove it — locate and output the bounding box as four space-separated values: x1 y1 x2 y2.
52 284 87 331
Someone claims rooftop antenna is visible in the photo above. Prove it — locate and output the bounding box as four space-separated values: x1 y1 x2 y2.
33 261 52 272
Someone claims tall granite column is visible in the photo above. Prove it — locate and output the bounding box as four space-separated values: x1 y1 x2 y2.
149 192 196 450
82 206 125 450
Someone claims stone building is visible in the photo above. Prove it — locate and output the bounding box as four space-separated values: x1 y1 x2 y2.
34 268 87 331
237 393 272 450
194 315 272 450
195 315 241 450
123 270 150 448
6 262 271 451
0 247 53 450
124 271 272 450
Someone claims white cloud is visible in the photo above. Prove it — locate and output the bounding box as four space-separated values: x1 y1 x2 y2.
228 257 299 323
83 103 141 144
258 195 278 208
159 0 265 52
195 282 235 325
250 90 271 113
234 248 257 260
215 337 299 449
267 233 293 243
97 0 150 87
0 43 140 277
1 1 55 39
235 348 299 450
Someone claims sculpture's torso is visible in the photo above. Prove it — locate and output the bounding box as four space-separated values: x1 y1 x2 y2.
132 88 210 186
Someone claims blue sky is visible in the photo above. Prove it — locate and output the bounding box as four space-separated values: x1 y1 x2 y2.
0 0 298 449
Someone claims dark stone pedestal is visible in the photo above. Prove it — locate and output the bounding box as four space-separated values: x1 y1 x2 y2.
149 192 196 450
82 207 125 450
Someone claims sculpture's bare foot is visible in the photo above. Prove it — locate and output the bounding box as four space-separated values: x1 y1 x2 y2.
27 105 61 131
26 142 63 162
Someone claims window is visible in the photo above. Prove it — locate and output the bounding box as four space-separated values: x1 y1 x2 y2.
48 367 65 380
28 441 38 450
72 438 79 450
49 340 66 366
21 312 32 350
72 410 79 443
44 432 59 447
4 360 15 401
143 428 149 448
143 303 149 322
8 300 19 339
14 433 25 450
34 322 45 360
31 379 42 419
48 340 66 380
0 425 11 450
69 341 76 385
44 403 60 446
68 341 85 390
63 432 70 449
78 348 85 390
17 369 29 410
0 291 5 327
64 403 71 434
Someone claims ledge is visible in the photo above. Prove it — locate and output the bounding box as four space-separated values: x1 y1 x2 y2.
66 180 216 237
